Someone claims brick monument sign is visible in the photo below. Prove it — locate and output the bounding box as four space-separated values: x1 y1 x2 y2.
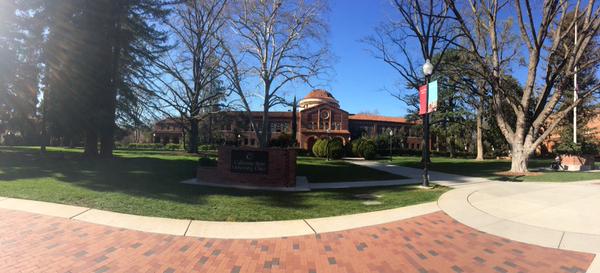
197 147 297 188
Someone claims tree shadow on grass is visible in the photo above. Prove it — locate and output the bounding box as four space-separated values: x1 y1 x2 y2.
0 148 312 209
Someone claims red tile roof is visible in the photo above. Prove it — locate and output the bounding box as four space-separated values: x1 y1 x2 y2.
349 114 414 124
304 89 336 99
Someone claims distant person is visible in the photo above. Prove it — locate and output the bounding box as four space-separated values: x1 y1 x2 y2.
551 155 561 171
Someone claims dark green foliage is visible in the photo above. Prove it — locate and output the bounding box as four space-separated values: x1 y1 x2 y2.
312 138 344 159
312 139 323 157
0 0 44 145
359 140 377 160
127 143 164 150
165 143 182 151
199 144 217 151
269 133 292 147
198 157 217 167
40 0 169 156
349 138 378 159
327 139 345 159
351 138 366 157
555 142 599 156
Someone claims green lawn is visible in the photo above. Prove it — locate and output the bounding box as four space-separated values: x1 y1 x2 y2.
387 156 600 182
0 146 444 221
297 157 407 183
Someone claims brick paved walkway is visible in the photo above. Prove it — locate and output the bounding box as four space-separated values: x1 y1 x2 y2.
0 208 594 273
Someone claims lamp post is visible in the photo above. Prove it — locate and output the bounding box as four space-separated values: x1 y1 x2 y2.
422 59 433 188
388 129 393 162
573 23 578 144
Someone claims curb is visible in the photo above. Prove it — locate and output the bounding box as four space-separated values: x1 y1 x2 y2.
437 182 600 255
0 196 440 239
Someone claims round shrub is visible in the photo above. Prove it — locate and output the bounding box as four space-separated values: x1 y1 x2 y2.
351 138 366 157
359 140 377 160
312 139 324 157
327 139 345 159
316 139 328 157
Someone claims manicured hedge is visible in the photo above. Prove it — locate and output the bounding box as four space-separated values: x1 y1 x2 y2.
312 138 345 159
125 143 184 151
312 139 325 157
127 143 165 150
327 139 345 159
350 138 365 157
358 139 377 160
165 143 182 151
199 144 217 151
348 138 378 160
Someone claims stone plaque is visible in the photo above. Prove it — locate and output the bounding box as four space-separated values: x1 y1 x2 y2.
230 150 269 174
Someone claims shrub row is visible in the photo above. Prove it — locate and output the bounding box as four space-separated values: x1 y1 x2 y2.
312 138 345 159
124 143 183 151
349 138 377 160
199 144 217 151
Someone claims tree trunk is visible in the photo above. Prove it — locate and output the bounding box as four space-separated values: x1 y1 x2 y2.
188 118 198 153
448 136 455 158
509 143 529 173
99 1 122 159
40 90 48 154
260 103 270 148
475 105 484 160
84 129 98 157
100 126 114 158
208 114 213 144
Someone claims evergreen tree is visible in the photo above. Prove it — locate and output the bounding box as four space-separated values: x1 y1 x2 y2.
0 0 44 145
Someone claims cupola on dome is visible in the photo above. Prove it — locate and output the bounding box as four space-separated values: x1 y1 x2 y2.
299 89 339 109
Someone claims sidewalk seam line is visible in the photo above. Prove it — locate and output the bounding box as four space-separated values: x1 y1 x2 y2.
69 208 92 220
302 219 318 235
558 231 566 248
183 220 192 236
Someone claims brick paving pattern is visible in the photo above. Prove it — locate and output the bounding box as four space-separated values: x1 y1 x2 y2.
0 208 594 273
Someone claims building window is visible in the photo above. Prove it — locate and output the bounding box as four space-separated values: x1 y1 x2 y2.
251 139 255 146
244 138 248 145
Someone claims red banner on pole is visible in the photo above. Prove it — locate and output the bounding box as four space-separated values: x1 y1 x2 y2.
418 84 427 115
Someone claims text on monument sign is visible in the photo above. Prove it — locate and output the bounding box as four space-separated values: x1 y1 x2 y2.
230 150 269 174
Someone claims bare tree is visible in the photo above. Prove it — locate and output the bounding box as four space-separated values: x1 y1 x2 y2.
141 0 228 153
446 0 600 173
222 0 330 148
365 0 462 185
366 0 462 90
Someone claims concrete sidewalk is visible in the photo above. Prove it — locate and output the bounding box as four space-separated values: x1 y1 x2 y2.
437 181 600 273
347 160 491 187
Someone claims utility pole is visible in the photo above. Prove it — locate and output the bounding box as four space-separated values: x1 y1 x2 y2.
574 23 578 144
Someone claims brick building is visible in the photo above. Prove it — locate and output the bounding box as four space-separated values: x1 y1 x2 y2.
542 110 600 154
153 89 422 150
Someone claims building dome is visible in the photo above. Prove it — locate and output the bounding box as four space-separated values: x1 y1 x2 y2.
299 89 339 109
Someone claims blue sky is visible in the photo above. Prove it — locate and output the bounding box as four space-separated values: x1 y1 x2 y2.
292 0 412 117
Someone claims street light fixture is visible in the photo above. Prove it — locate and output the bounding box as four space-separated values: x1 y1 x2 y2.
422 59 433 188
